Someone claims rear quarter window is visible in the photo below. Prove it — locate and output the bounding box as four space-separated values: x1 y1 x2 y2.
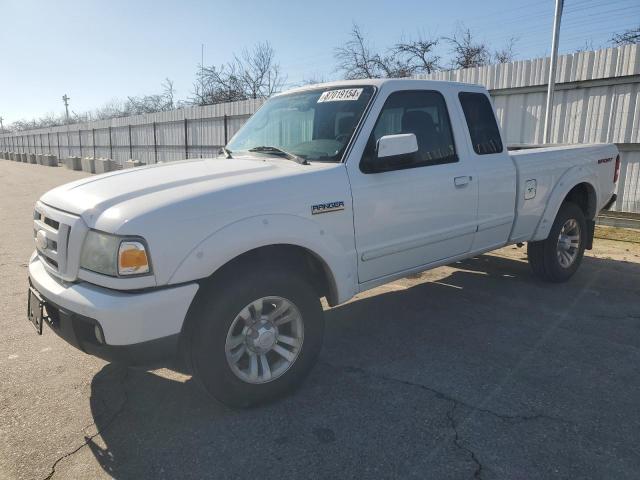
458 92 503 155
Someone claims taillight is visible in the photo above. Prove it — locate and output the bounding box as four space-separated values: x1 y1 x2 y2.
614 154 621 183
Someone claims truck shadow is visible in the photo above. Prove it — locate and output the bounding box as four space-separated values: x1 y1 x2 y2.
86 251 640 479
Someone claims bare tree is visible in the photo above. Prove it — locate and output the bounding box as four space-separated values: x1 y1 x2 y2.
162 78 176 110
335 24 440 79
335 24 380 79
610 26 640 46
446 27 491 69
573 39 597 53
494 38 517 64
394 37 441 74
7 79 179 131
191 42 285 105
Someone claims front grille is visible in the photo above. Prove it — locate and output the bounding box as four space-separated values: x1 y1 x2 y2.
33 205 75 278
43 217 60 230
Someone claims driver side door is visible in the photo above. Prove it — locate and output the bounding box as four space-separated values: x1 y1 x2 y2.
348 89 478 284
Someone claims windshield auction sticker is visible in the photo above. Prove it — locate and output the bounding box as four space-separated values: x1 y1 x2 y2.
317 88 363 102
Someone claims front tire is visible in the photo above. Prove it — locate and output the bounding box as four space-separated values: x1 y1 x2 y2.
188 263 324 408
527 201 587 282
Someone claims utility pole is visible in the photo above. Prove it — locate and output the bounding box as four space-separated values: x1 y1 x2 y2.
543 0 563 144
62 94 71 124
0 116 4 132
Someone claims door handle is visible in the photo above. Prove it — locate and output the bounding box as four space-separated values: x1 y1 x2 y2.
454 175 472 187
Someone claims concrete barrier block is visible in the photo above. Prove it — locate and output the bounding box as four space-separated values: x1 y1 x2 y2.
28 153 37 164
124 159 144 169
94 158 117 174
42 154 58 167
21 153 28 162
10 152 17 161
36 154 44 165
81 157 96 173
64 156 82 171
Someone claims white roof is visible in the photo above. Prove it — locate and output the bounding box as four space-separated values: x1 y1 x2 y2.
279 78 485 96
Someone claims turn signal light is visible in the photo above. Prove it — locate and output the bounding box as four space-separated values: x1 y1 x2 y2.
118 241 150 275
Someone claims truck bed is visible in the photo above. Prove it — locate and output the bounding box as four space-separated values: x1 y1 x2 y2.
508 143 618 243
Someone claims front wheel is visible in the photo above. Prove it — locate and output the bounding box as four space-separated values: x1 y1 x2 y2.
527 201 587 282
188 264 324 408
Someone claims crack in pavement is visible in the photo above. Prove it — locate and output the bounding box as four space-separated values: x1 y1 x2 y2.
322 362 569 424
42 368 129 480
322 361 573 480
447 402 483 480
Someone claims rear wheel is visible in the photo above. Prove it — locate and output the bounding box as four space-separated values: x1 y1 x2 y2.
527 202 587 282
188 263 324 408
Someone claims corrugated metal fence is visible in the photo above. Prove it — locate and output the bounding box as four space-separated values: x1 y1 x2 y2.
0 98 264 165
418 44 640 213
1 45 639 212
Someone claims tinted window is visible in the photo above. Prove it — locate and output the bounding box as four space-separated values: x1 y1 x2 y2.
362 90 457 172
459 92 503 155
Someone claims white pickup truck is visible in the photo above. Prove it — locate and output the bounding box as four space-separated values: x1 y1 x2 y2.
28 79 619 407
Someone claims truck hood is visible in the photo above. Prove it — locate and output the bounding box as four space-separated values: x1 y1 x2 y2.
40 157 303 228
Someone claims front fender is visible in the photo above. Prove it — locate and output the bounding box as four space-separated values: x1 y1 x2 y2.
531 165 598 242
168 214 358 304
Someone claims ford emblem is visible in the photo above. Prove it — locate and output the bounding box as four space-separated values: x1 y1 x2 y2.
35 230 48 250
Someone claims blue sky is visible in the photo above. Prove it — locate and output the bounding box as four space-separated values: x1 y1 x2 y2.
0 0 638 124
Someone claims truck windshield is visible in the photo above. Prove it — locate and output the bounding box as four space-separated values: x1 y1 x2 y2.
227 86 375 162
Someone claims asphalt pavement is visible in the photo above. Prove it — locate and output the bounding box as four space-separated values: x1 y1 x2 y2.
1 160 640 479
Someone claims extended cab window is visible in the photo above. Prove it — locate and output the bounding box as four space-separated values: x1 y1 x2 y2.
458 92 503 155
362 90 457 172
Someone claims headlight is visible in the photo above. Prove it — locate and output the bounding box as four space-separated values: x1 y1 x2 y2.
80 230 151 277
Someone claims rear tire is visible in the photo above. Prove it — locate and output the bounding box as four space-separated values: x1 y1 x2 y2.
527 201 587 282
188 262 324 408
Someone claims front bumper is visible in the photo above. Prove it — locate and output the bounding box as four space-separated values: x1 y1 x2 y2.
28 254 199 365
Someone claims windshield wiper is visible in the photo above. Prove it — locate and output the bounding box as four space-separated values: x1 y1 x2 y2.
248 146 308 165
221 146 233 158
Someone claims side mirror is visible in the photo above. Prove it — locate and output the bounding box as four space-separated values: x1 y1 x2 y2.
360 133 419 174
377 133 418 160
